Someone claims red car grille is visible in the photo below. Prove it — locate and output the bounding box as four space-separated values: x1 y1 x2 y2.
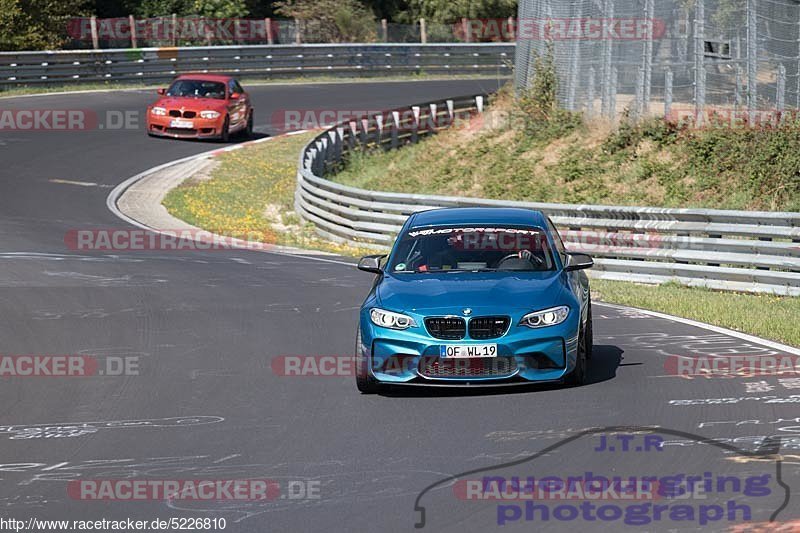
168 110 197 118
419 357 517 378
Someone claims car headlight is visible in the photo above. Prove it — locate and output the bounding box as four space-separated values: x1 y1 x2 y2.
150 107 167 116
520 306 570 328
370 308 416 330
200 110 221 119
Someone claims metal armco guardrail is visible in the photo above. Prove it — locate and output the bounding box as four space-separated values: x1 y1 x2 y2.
294 94 800 296
0 43 513 86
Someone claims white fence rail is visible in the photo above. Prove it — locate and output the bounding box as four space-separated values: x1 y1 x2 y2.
294 94 800 296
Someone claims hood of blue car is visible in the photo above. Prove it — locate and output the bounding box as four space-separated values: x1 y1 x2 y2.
376 272 566 315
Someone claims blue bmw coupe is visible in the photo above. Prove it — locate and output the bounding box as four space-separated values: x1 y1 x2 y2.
355 207 594 393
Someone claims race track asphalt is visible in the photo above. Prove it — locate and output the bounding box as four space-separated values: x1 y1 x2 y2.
0 78 798 532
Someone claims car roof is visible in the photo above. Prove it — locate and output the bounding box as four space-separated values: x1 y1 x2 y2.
407 207 548 228
174 73 234 82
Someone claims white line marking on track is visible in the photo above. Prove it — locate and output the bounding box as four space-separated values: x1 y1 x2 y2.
594 301 800 356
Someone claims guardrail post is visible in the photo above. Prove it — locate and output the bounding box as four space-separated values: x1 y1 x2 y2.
346 121 357 151
90 16 99 50
331 129 343 162
391 111 400 149
427 103 437 134
359 118 369 149
475 95 484 113
411 106 420 143
420 19 427 44
446 99 454 126
375 114 385 150
129 15 138 48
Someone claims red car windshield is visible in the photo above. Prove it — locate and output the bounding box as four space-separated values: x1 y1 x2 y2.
166 80 226 100
389 226 556 273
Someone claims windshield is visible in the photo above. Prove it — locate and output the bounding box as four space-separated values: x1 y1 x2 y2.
166 80 226 99
388 225 556 273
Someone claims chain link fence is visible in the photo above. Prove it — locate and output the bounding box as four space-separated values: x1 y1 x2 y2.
515 0 800 120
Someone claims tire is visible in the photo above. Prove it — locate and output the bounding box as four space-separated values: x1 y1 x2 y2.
220 116 230 143
355 327 379 394
585 299 594 360
564 321 588 387
241 111 254 139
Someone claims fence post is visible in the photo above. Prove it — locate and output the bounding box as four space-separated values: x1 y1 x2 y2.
129 15 137 48
601 0 615 118
90 16 99 50
295 19 302 44
171 13 177 46
420 19 427 44
694 0 705 120
507 17 515 41
747 0 757 123
635 66 645 118
266 18 274 44
566 22 580 111
777 64 786 112
735 66 743 108
664 68 673 119
643 0 654 113
587 67 596 116
381 19 388 42
609 67 618 119
462 18 471 43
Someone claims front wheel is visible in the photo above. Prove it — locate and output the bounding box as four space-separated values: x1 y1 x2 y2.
564 322 588 387
219 116 230 142
355 327 379 394
241 111 254 139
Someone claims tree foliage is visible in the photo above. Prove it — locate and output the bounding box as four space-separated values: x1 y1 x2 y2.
274 0 377 42
0 0 519 50
0 0 91 50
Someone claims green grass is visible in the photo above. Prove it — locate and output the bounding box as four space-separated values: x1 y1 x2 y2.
591 280 800 347
333 91 800 212
162 132 379 258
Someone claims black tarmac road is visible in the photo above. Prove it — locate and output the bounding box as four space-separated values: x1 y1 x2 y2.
0 79 798 532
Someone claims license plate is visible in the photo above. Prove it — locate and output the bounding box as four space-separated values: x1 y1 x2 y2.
170 119 194 128
439 344 497 358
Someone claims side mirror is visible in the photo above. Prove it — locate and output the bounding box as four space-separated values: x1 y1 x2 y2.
157 88 166 95
230 92 241 100
563 252 593 271
357 254 386 274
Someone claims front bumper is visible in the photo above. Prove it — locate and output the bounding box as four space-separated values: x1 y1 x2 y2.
359 313 580 385
147 115 224 139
